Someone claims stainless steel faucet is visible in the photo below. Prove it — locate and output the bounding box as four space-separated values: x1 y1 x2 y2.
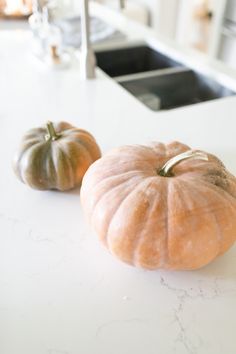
119 0 125 9
80 0 125 79
80 0 95 79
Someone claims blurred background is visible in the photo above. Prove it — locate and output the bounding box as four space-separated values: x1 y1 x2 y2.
0 0 236 69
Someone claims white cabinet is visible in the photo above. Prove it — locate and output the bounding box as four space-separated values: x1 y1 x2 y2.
175 0 227 57
219 33 236 68
216 0 236 68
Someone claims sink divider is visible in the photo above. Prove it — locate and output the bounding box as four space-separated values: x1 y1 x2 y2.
115 66 191 84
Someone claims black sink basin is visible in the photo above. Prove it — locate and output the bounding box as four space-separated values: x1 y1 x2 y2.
95 44 182 77
119 68 235 111
95 42 235 110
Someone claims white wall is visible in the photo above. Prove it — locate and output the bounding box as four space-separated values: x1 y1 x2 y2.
131 0 179 38
129 0 157 26
94 0 179 39
131 0 179 37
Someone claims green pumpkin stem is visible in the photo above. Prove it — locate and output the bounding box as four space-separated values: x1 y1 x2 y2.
158 150 208 177
45 121 61 141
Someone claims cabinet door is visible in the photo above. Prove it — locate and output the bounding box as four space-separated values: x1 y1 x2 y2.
219 34 236 68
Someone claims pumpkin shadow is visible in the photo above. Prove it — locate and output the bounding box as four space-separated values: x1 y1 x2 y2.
64 185 81 196
47 184 81 196
151 246 236 300
196 244 236 279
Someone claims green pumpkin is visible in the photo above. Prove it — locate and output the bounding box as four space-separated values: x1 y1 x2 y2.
13 121 101 191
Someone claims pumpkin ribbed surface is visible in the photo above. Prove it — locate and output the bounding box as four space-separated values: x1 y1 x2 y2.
13 121 101 191
81 141 236 270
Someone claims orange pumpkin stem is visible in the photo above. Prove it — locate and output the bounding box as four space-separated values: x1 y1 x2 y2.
45 121 61 141
158 150 208 177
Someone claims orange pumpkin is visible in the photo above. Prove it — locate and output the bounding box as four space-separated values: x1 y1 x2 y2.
81 141 236 270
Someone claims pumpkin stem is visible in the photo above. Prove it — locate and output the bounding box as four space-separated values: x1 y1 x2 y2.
45 121 61 141
158 150 208 177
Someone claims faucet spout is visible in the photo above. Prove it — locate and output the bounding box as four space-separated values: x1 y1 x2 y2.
119 0 125 9
80 0 96 79
80 0 126 80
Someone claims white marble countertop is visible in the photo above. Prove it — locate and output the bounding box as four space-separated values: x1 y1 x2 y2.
1 6 236 354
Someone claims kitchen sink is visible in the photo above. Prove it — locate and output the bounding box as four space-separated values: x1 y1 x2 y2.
95 44 182 78
96 42 235 110
118 67 235 111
